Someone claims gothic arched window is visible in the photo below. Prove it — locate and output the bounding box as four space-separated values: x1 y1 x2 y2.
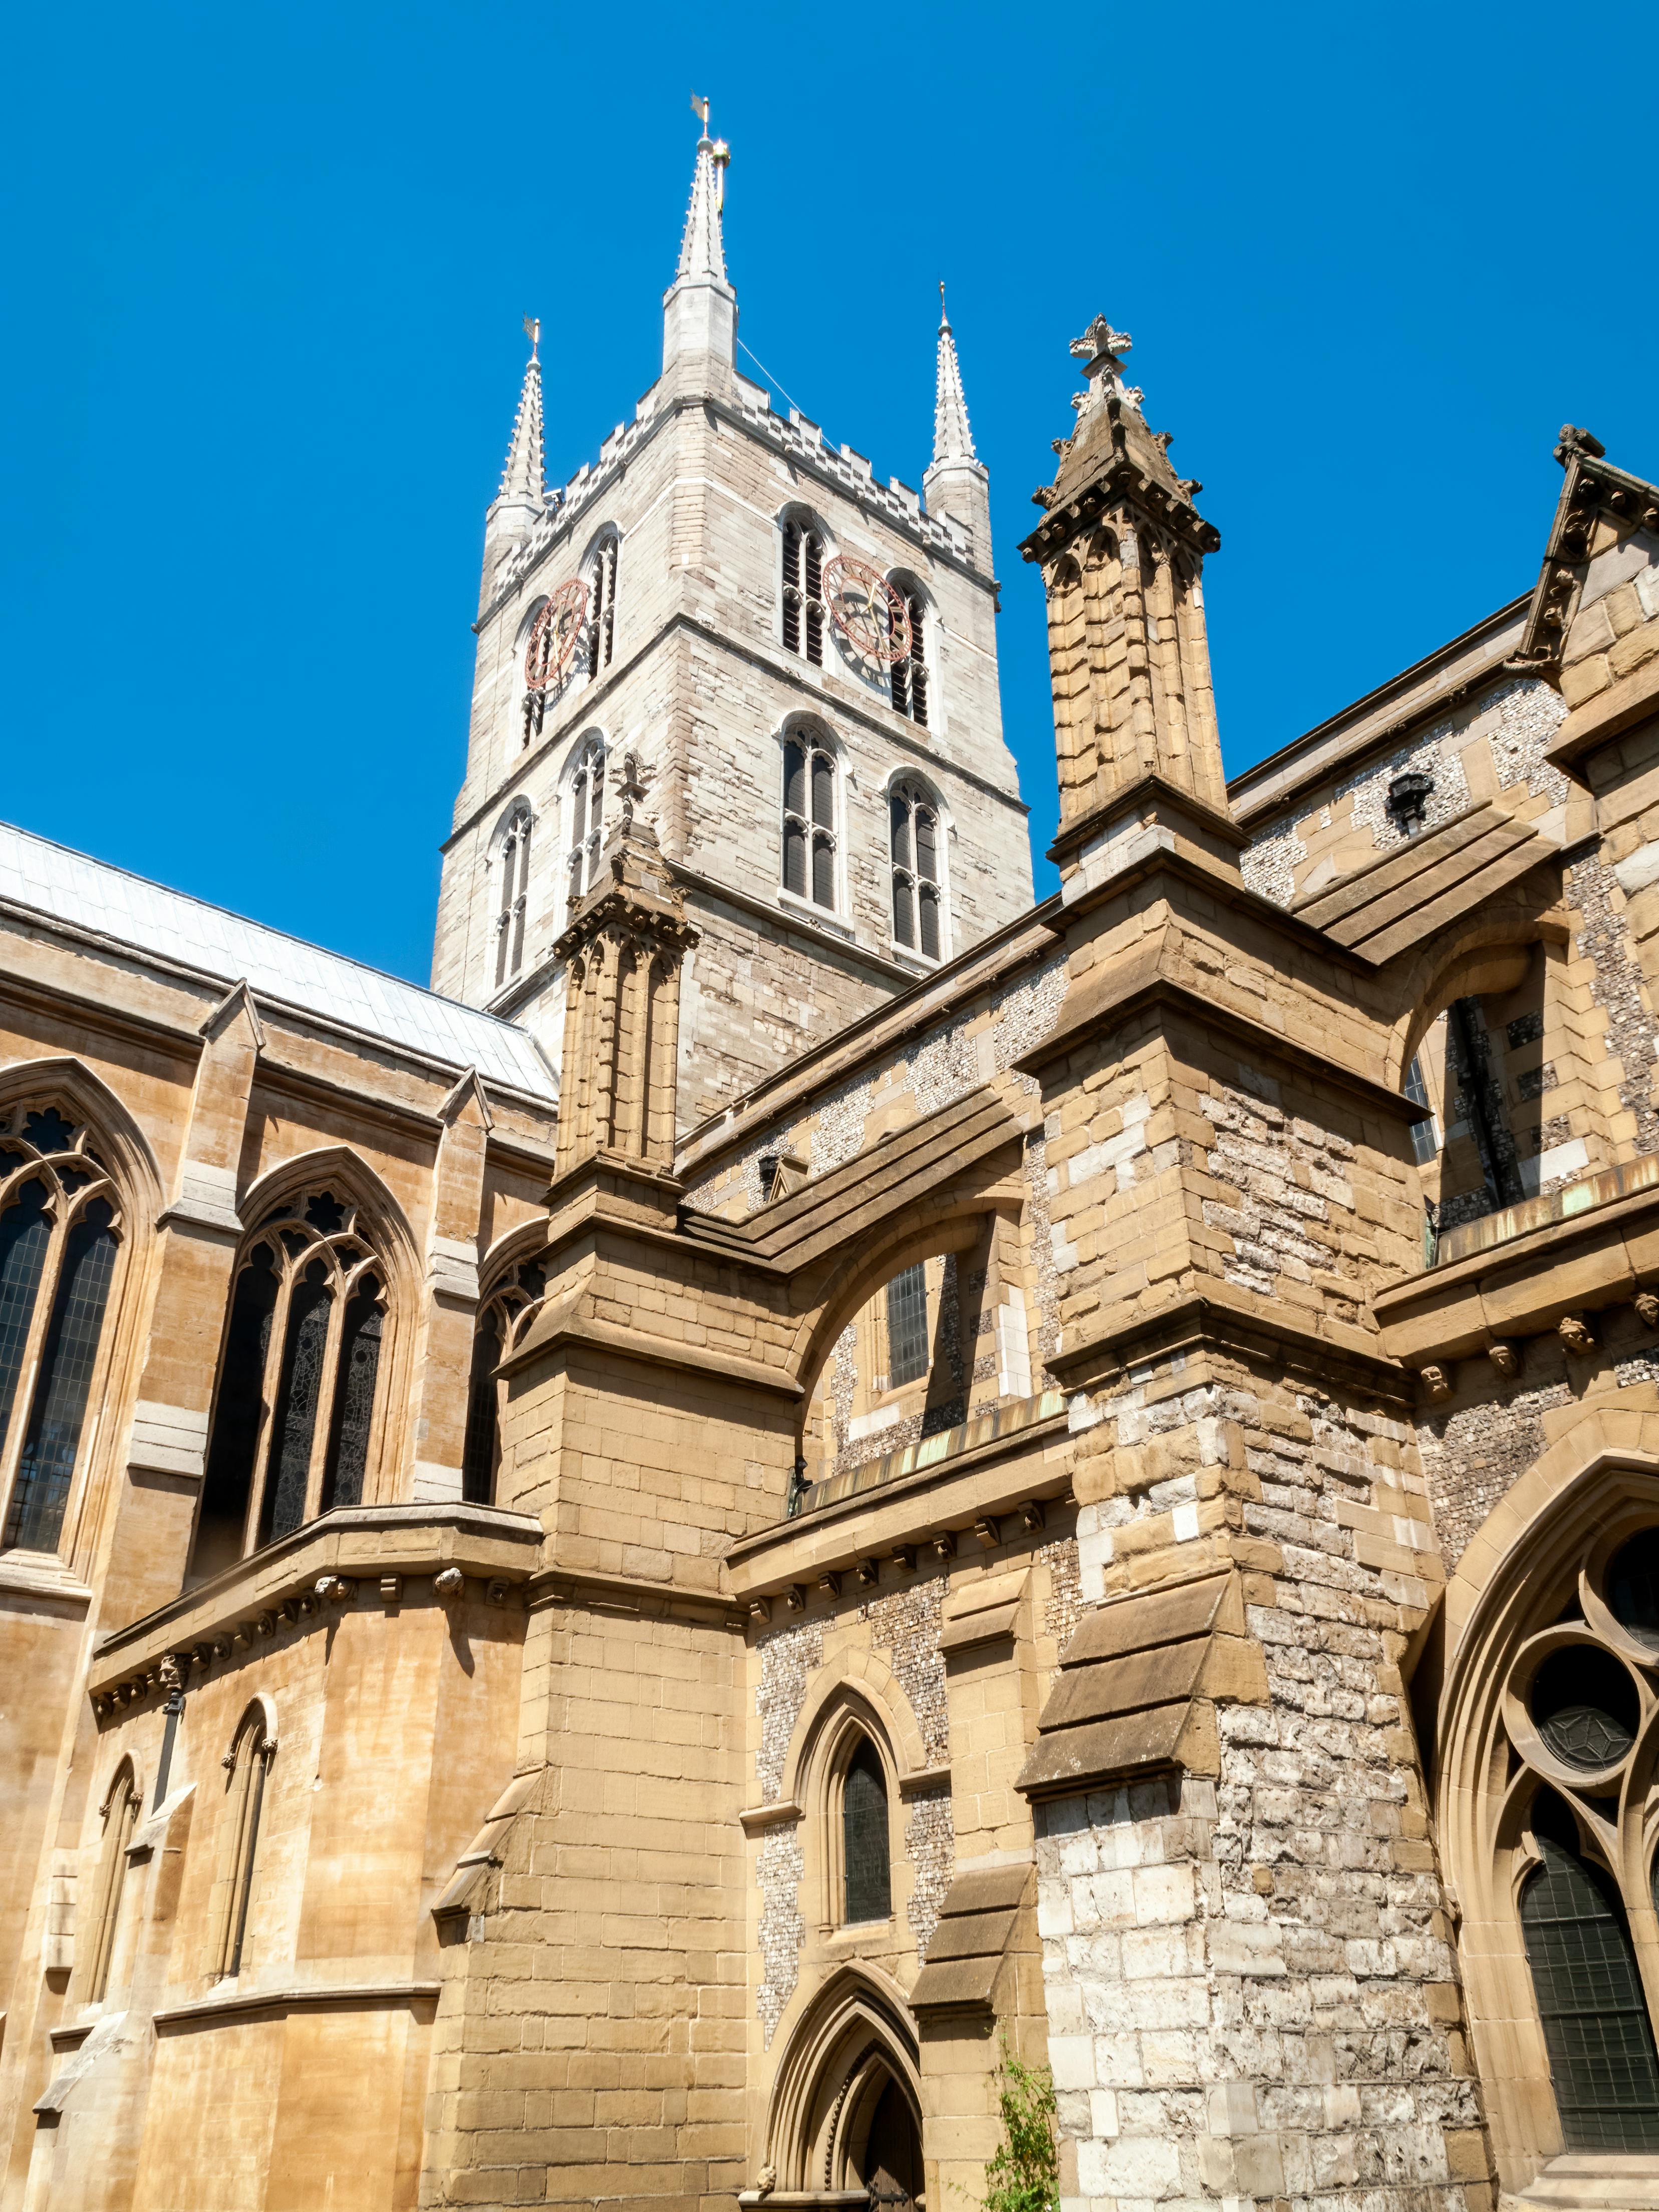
567 735 607 912
462 1257 547 1506
889 781 943 960
494 806 533 990
211 1704 274 1980
782 517 825 667
783 733 837 912
586 535 618 680
888 583 930 726
0 1103 122 1557
86 1756 140 2002
842 1737 892 1924
191 1191 387 1578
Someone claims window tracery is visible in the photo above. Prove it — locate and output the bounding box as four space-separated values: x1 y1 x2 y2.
494 806 533 990
567 735 607 913
192 1190 387 1577
888 782 943 960
211 1704 274 1980
888 584 930 726
782 517 826 667
1500 1520 1659 2151
782 732 837 912
462 1256 547 1506
0 1102 122 1557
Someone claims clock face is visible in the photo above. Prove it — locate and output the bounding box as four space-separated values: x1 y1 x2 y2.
822 556 912 667
523 578 590 691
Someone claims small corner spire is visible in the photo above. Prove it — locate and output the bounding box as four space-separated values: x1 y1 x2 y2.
676 96 730 285
932 282 977 468
496 320 546 512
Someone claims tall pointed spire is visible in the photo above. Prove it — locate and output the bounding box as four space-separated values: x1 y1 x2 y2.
923 286 992 568
676 133 728 286
487 320 546 549
932 286 977 467
663 108 736 385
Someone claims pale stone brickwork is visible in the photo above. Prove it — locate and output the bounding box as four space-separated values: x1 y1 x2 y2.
15 179 1659 2212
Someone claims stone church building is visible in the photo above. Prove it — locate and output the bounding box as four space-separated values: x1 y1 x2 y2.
5 122 1659 2212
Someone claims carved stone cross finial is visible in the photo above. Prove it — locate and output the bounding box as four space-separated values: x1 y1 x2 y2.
1070 315 1132 366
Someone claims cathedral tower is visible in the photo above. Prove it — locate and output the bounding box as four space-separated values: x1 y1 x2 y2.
432 125 1033 1127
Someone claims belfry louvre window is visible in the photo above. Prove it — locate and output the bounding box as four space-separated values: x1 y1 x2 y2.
494 808 533 989
0 1104 122 1557
783 735 837 910
191 1191 387 1578
782 519 825 666
843 1738 892 1924
462 1258 546 1506
889 589 929 725
890 782 942 960
886 1264 928 1388
587 537 618 679
568 736 607 910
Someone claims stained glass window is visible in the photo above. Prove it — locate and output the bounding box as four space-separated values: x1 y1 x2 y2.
843 1738 892 1924
194 1190 389 1572
887 1265 929 1388
0 1110 125 1560
1522 1794 1659 2151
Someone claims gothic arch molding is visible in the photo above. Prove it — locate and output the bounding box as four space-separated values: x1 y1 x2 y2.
763 1963 923 2195
780 1653 931 1807
1437 1425 1659 2188
0 1054 163 1230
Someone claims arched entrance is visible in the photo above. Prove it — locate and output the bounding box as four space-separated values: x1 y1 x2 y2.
766 1971 926 2209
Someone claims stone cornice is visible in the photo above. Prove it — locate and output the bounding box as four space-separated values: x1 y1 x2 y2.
1048 1283 1409 1404
152 1982 441 2032
89 1503 543 1704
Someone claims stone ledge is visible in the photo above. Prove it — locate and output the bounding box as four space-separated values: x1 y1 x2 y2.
152 1981 440 2032
1547 652 1659 769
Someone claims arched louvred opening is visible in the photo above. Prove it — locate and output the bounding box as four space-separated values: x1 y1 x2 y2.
782 518 825 666
586 537 618 679
843 1738 892 1924
1520 1790 1659 2152
782 734 838 912
494 808 533 990
195 1190 389 1572
462 1258 546 1507
889 782 943 960
889 588 929 727
567 736 607 913
87 1757 141 2003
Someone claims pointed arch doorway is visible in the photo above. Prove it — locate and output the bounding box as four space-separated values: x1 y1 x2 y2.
767 1972 927 2210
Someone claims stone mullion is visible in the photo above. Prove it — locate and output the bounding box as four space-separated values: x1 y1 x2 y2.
237 1258 294 1559
0 1197 67 1516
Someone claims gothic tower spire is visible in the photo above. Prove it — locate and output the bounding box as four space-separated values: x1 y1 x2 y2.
923 286 991 565
663 114 736 385
1021 314 1238 885
486 320 546 553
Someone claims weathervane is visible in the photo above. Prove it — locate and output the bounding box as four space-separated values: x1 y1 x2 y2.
690 90 730 210
522 315 540 364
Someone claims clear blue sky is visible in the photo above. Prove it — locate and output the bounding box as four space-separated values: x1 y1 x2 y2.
3 2 1654 986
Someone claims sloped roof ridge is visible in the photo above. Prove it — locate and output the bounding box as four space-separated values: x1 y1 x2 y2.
0 817 556 1103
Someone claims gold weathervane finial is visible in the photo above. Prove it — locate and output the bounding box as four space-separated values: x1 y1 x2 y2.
691 91 730 211
522 315 540 363
690 89 710 137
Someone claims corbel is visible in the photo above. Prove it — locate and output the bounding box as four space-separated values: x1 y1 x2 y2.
1487 1341 1520 1377
1419 1364 1452 1403
1559 1313 1597 1357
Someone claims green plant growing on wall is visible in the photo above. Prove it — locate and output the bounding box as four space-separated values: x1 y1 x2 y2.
979 2034 1059 2212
